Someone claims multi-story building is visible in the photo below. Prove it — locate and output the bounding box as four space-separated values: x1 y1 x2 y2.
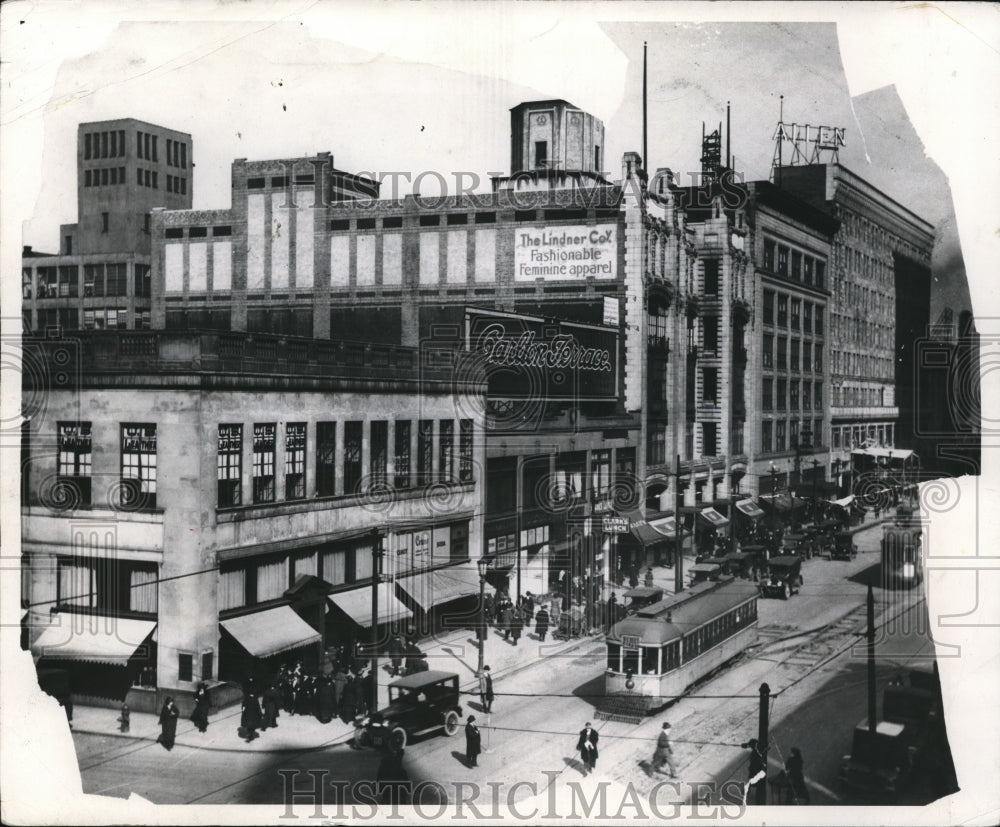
21 118 193 334
777 165 934 489
21 330 486 711
744 180 836 497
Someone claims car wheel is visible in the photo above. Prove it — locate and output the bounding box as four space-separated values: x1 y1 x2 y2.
443 710 460 736
782 582 790 600
389 727 407 750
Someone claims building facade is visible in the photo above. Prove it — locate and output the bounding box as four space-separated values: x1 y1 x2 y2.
21 118 194 334
22 331 486 709
777 165 934 488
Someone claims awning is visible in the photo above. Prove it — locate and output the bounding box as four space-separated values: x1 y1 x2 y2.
648 515 680 539
32 618 156 666
625 510 671 548
396 565 481 611
735 499 765 520
698 507 730 529
831 495 855 509
221 605 321 659
328 583 414 628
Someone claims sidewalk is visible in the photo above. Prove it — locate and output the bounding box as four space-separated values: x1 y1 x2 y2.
69 618 593 753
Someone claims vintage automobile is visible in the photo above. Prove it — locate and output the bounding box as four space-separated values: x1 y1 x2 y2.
688 562 723 585
723 551 754 579
760 555 803 599
831 531 858 561
622 586 664 615
838 719 917 801
359 671 463 750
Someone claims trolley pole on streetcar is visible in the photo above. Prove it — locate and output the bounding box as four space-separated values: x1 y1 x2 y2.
756 682 770 806
674 454 684 593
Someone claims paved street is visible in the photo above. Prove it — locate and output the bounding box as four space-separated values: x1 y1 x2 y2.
69 517 955 811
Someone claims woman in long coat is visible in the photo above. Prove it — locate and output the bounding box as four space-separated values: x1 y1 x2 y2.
465 716 482 767
261 683 281 730
157 697 179 750
191 683 210 733
241 689 263 741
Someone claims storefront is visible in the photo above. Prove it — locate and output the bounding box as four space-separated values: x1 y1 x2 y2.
219 604 322 682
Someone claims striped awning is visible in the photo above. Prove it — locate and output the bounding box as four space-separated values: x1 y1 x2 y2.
32 617 156 666
221 605 321 659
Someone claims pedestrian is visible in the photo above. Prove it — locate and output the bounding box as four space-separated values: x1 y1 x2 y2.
650 722 677 778
465 715 482 767
524 591 535 624
784 747 810 804
316 675 336 724
241 688 262 741
576 722 599 776
534 605 550 641
388 634 405 677
157 697 179 750
191 682 210 733
501 602 514 641
509 613 523 646
483 591 495 627
118 702 130 733
644 567 654 588
262 683 281 729
478 666 494 713
333 666 348 709
339 674 358 724
628 566 639 589
607 593 619 628
739 738 768 804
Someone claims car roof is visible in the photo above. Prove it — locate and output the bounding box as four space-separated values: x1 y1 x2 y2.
389 670 459 688
768 555 800 567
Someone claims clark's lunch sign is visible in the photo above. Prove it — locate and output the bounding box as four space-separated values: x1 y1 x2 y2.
465 309 619 400
515 224 617 281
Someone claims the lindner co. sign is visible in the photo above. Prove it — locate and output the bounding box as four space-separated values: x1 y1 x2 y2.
465 309 619 400
514 224 617 281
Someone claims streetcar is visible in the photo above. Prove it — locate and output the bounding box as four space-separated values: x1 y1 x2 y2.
604 577 759 709
881 522 923 588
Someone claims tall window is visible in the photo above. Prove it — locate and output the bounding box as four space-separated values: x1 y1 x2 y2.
776 336 787 370
343 421 362 495
777 246 789 277
790 339 800 371
815 306 824 335
777 295 788 327
702 367 718 404
217 424 242 507
777 379 787 411
763 240 776 272
790 299 800 330
790 380 800 411
252 424 275 504
803 381 812 410
57 422 92 506
370 421 388 487
815 382 823 409
535 140 548 168
762 334 773 368
121 424 157 509
702 316 719 352
394 421 411 489
439 420 455 482
815 344 823 371
763 290 775 325
591 449 611 499
803 257 814 286
776 419 787 452
316 422 336 497
285 423 306 499
803 302 813 333
762 378 773 411
803 344 812 372
762 420 773 453
791 251 801 281
647 423 666 466
703 259 719 295
702 422 718 457
417 420 434 485
459 419 473 482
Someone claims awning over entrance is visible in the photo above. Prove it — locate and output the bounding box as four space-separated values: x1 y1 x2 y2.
734 499 765 520
624 510 671 548
32 618 157 666
648 515 680 539
698 507 730 529
396 564 482 612
221 605 321 659
328 583 414 628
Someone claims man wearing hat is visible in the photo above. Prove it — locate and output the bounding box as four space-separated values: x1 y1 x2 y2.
650 721 676 777
478 666 494 713
465 715 482 768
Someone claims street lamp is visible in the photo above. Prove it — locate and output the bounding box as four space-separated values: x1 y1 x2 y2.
476 558 490 675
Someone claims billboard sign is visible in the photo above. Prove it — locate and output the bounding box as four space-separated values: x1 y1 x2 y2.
465 308 619 401
514 224 617 281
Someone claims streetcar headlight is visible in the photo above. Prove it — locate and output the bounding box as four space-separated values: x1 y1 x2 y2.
902 563 915 578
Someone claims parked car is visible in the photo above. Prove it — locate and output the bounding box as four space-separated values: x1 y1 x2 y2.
359 671 463 750
831 531 858 561
838 719 917 801
760 555 803 599
688 562 723 585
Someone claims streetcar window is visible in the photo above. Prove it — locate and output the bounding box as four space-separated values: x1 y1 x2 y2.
607 643 621 672
642 645 659 675
623 648 639 676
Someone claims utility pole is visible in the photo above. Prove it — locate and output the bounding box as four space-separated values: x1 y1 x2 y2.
370 529 383 713
756 682 771 805
642 41 648 170
674 454 684 593
867 584 877 735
